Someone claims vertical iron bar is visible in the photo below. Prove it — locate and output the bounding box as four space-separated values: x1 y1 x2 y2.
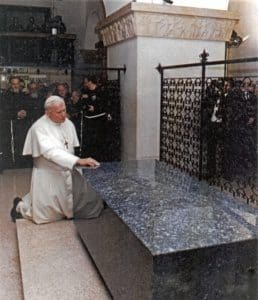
118 70 121 86
79 109 84 157
156 64 164 161
224 43 228 77
10 119 15 164
199 50 209 180
117 64 126 85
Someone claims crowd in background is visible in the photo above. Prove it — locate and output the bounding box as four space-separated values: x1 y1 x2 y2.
0 74 116 169
205 76 257 181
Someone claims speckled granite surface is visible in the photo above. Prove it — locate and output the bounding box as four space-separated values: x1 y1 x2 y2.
76 160 258 300
82 160 258 255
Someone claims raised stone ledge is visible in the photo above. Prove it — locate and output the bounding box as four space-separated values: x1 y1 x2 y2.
96 2 239 46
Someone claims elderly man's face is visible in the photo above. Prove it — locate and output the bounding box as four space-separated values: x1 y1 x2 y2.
71 91 80 103
47 102 66 123
57 85 67 97
10 78 20 93
29 83 38 92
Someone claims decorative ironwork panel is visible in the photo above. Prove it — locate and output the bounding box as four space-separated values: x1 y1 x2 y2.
160 75 258 205
203 76 258 205
160 78 201 176
104 79 121 161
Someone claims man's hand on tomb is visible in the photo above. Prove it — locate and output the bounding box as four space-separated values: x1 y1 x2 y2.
76 157 100 168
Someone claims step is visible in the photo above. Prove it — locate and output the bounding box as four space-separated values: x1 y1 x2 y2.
16 219 111 300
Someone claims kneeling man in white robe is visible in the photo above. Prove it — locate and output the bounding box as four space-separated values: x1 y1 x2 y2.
11 95 103 224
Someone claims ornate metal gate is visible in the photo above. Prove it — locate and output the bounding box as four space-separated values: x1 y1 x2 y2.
157 51 258 205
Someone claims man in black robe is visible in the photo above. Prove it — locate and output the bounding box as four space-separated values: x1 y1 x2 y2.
26 81 45 124
80 75 109 161
1 76 31 168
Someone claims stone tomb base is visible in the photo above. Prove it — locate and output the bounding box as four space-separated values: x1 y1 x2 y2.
75 208 153 300
75 208 258 300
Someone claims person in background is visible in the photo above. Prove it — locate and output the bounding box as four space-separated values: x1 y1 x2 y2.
205 79 226 178
1 76 31 168
26 81 45 124
81 76 90 96
67 90 83 144
45 83 57 99
80 75 109 161
55 82 70 105
19 78 27 93
223 77 257 180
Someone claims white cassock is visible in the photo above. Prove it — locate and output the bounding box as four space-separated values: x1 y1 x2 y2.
17 114 103 224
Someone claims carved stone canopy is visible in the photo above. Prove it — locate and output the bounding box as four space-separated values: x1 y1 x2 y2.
96 2 239 47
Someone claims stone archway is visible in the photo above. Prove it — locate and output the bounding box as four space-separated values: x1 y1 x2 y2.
83 0 105 50
102 0 131 16
84 10 102 50
78 0 106 69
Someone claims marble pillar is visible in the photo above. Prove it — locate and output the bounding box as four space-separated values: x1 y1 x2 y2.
97 2 239 160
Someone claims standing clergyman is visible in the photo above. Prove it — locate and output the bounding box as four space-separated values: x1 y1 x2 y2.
10 95 103 224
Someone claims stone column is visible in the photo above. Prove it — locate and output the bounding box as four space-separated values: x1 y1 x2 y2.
97 2 239 160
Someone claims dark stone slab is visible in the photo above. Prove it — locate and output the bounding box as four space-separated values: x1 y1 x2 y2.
74 160 258 299
75 208 152 300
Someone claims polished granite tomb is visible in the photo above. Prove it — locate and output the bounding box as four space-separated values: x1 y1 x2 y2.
74 160 258 300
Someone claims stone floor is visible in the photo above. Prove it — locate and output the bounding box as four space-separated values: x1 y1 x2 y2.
0 168 111 300
0 168 30 300
17 219 111 300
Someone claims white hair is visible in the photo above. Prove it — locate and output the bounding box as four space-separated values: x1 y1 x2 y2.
44 95 65 110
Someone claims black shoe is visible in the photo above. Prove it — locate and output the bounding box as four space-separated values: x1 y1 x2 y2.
10 197 23 223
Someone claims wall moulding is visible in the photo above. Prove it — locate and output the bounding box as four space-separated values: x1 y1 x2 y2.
96 2 239 47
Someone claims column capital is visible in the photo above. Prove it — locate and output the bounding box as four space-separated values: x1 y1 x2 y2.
96 2 239 47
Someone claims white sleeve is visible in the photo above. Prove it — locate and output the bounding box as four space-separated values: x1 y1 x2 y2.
71 122 80 148
43 148 79 170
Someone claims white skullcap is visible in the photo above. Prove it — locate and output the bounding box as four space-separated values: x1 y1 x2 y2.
44 95 64 110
